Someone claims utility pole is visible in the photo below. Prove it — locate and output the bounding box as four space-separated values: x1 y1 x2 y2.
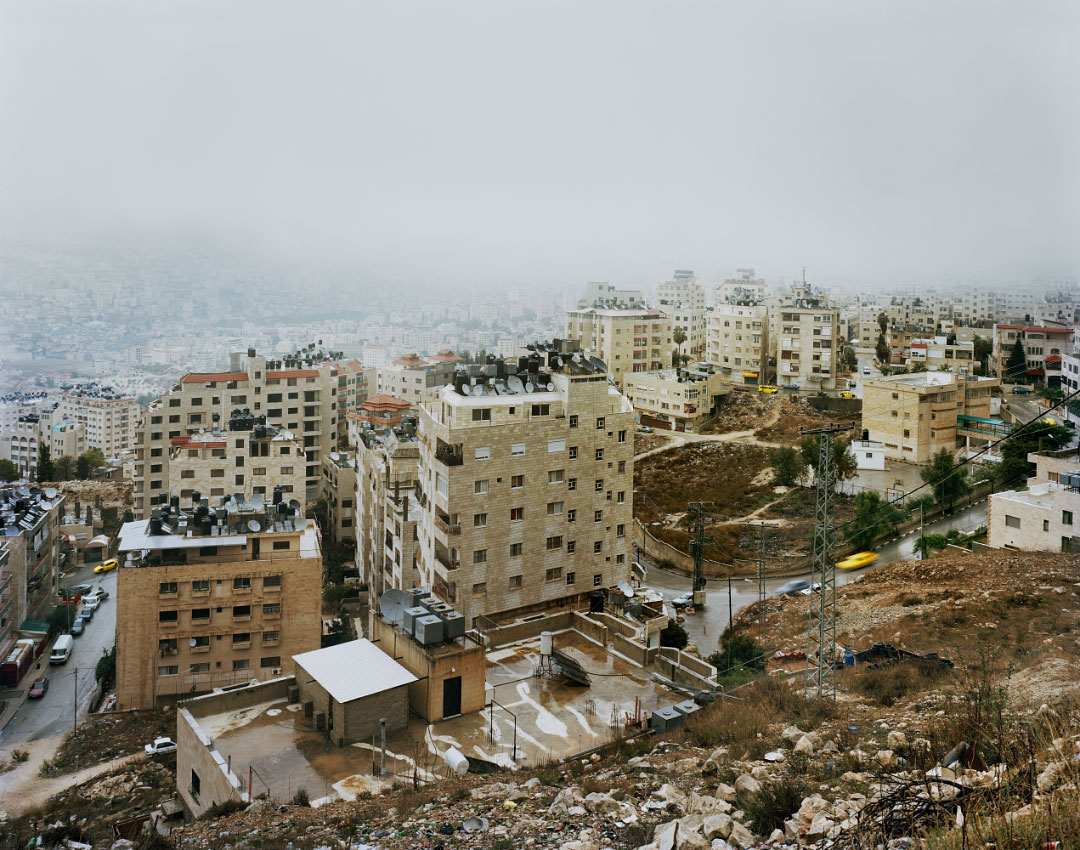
73 667 78 733
802 423 853 700
918 503 925 560
687 501 714 608
748 523 768 644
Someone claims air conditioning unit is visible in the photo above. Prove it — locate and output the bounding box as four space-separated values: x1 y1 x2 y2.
271 668 282 676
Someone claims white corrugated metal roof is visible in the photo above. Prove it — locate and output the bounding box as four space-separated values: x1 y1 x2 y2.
292 639 417 704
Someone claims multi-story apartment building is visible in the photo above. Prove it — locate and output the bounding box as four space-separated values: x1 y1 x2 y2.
0 488 64 656
350 416 421 597
862 372 999 463
623 365 728 432
167 415 306 506
564 308 673 389
1061 353 1080 425
907 337 976 372
577 282 646 309
374 353 457 406
114 497 322 708
886 323 940 363
55 387 139 458
657 271 707 359
992 323 1074 387
766 285 842 390
0 408 87 479
713 273 765 308
705 303 770 385
319 449 357 545
134 345 342 517
989 474 1080 553
335 359 374 444
417 347 634 625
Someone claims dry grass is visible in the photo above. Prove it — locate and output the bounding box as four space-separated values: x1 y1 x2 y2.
41 708 171 777
635 441 770 520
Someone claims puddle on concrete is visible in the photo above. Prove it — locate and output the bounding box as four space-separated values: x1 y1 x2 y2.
200 697 287 738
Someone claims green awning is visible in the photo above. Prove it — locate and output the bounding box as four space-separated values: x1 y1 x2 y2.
19 620 50 633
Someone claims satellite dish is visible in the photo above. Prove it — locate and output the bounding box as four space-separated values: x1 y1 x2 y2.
330 451 340 462
45 488 57 499
460 383 471 396
247 519 261 533
588 356 606 372
189 638 197 647
525 381 535 393
618 580 635 598
294 517 307 531
225 499 237 514
379 589 410 625
545 381 554 391
508 376 524 393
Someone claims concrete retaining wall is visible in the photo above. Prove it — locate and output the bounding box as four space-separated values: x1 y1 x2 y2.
613 632 650 666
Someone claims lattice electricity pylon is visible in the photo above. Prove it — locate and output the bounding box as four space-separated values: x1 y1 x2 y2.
688 501 715 606
803 423 853 699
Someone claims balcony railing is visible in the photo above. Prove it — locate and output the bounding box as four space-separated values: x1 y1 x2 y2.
435 446 463 467
434 515 461 535
435 549 459 571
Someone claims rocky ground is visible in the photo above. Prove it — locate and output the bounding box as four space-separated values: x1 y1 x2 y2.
4 551 1079 850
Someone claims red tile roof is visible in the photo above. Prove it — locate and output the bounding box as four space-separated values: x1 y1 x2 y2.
181 372 249 384
392 353 429 367
361 394 412 410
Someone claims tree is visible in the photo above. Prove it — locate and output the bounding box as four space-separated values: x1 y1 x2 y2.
995 421 1074 487
77 448 106 480
906 493 935 514
708 634 766 678
47 604 77 637
910 361 927 373
843 346 858 371
75 455 91 480
875 332 890 365
1005 336 1027 384
54 455 76 481
36 445 54 483
877 312 888 334
913 533 948 559
799 435 857 492
96 646 116 685
672 326 687 367
0 459 17 482
920 448 971 513
660 620 689 649
973 336 993 374
844 491 907 550
768 446 807 487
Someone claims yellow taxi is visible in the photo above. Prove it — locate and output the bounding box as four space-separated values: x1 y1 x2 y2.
839 391 855 399
836 551 878 570
93 558 118 575
757 384 779 394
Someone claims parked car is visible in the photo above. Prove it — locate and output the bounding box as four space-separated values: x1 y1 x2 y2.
93 558 118 575
28 677 49 699
670 592 695 609
70 619 85 637
70 583 93 596
145 737 178 757
79 608 93 624
636 425 654 433
87 587 109 601
839 391 855 399
776 579 811 596
1011 386 1031 394
863 367 871 375
83 596 100 612
781 383 800 390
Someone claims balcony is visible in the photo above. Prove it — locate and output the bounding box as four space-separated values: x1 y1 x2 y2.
435 548 459 572
435 444 463 467
435 514 461 536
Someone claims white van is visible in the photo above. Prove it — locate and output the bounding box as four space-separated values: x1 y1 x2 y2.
50 634 73 665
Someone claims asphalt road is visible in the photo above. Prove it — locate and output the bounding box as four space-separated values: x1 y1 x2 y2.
641 497 988 657
0 564 116 756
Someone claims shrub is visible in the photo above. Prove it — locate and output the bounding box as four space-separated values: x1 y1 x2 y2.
660 620 689 649
744 775 807 835
657 558 676 571
292 788 310 806
202 799 248 819
852 660 951 707
12 749 28 763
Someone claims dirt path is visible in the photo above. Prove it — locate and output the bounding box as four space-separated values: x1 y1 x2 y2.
0 741 144 815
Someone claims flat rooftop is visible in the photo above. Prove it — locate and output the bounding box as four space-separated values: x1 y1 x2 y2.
195 630 672 805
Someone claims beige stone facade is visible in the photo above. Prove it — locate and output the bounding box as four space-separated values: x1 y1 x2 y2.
418 369 634 625
56 392 139 458
766 285 842 390
319 450 357 544
989 481 1080 553
134 347 342 517
862 372 999 463
623 367 729 431
564 308 674 389
705 303 770 385
114 516 322 709
908 337 976 372
991 323 1073 386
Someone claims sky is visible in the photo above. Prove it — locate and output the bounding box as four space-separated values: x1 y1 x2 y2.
1 0 1077 292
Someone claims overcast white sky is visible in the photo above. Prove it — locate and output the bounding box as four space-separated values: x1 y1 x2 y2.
1 0 1077 291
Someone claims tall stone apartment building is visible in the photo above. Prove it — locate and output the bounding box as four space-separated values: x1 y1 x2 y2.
991 323 1073 388
319 449 357 545
766 285 841 391
55 388 139 458
705 303 770 385
114 501 322 708
564 308 673 389
417 349 635 625
134 346 341 517
335 359 375 443
0 488 64 657
374 352 458 406
657 271 707 359
862 372 999 463
349 416 421 598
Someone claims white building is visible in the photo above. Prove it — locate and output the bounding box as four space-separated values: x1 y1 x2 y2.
989 477 1080 553
850 439 886 471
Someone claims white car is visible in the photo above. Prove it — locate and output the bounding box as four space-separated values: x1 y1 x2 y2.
144 737 177 756
83 596 100 612
863 367 871 375
86 588 109 603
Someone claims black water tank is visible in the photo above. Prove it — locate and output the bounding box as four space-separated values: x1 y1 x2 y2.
589 590 605 613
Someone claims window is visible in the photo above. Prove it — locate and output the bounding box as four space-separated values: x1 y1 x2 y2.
546 535 563 550
232 633 251 644
617 491 625 504
232 659 250 671
473 513 488 527
474 479 489 495
566 572 576 585
532 404 550 416
546 567 562 581
159 610 178 623
593 541 602 554
569 415 578 428
596 417 605 429
616 523 625 537
190 663 210 674
262 604 280 615
474 446 490 460
262 630 279 643
595 479 604 491
618 430 626 443
549 469 565 484
192 579 210 592
593 574 603 586
233 605 251 618
547 501 564 515
511 474 524 488
616 553 625 564
260 656 281 669
567 509 576 522
234 577 251 590
1064 511 1074 526
211 468 225 478
618 461 626 474
472 549 488 564
272 540 290 550
158 665 178 677
472 408 491 421
569 446 578 459
567 540 576 553
511 442 526 456
158 638 177 654
192 608 210 622
510 542 523 557
263 575 281 589
159 581 178 595
594 510 603 522
548 438 566 453
1044 519 1050 532
472 582 487 595
1005 515 1021 529
509 575 523 590
510 507 524 521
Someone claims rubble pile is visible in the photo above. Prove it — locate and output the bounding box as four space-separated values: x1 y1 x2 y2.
701 393 778 435
754 397 857 443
